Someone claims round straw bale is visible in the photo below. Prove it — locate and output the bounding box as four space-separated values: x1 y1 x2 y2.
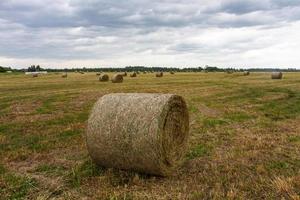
120 72 127 77
99 74 109 82
111 74 123 83
96 72 101 76
243 71 250 76
86 93 189 176
271 72 283 79
170 71 175 74
32 74 38 78
62 73 67 78
156 72 163 77
130 72 137 77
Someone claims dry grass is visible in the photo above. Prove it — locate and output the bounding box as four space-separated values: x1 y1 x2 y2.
0 72 299 199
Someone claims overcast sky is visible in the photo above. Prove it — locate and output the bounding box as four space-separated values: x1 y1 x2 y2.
0 0 300 68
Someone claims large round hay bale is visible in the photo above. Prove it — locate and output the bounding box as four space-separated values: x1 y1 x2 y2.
32 74 38 78
156 72 163 77
86 93 189 176
62 73 67 78
271 72 283 79
130 72 137 77
243 71 250 76
99 74 109 82
111 74 123 83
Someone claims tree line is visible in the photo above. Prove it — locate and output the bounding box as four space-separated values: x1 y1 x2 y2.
0 65 299 73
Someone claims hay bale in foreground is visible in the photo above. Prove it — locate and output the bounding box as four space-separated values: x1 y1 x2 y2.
99 74 109 82
86 93 189 176
271 72 283 79
243 71 250 76
111 74 123 83
130 72 137 77
62 73 67 78
156 72 163 77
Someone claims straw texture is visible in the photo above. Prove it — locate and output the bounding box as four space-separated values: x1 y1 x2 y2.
86 93 189 176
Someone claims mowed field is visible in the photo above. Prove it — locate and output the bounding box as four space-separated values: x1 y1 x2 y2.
0 72 300 200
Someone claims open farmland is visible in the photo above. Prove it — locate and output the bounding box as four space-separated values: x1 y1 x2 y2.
0 72 299 199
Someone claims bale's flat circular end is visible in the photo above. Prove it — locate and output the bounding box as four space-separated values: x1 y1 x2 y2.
159 95 189 176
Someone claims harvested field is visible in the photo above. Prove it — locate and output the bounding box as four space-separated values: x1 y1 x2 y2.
0 72 300 199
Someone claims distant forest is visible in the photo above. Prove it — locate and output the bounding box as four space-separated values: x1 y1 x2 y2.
1 65 299 73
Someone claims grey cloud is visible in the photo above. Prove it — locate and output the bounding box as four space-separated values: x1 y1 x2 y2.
0 0 300 63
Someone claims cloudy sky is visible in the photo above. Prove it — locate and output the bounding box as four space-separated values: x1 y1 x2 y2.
0 0 300 68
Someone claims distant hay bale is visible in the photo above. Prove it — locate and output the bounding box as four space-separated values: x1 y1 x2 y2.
99 74 109 82
156 72 163 77
86 93 189 176
62 73 67 78
271 72 283 79
120 72 127 77
96 72 101 76
170 71 175 74
111 74 123 83
130 72 137 77
243 71 250 76
79 71 85 74
32 74 38 78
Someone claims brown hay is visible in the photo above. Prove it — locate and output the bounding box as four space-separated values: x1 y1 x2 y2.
271 72 283 79
120 72 127 77
130 72 137 77
62 73 67 78
111 74 123 83
96 72 101 76
170 71 175 74
243 71 250 76
32 74 38 78
99 74 109 82
86 93 189 176
156 72 163 77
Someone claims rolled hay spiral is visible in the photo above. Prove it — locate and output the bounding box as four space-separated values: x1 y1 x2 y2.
156 72 163 77
271 72 283 79
130 72 137 77
99 74 109 82
86 93 189 176
111 74 123 83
